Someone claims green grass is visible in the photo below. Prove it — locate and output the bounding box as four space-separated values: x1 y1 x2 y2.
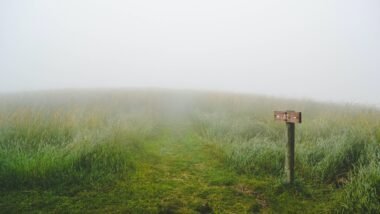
0 89 379 213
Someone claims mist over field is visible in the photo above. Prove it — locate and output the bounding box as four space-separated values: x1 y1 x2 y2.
1 1 380 213
1 0 380 106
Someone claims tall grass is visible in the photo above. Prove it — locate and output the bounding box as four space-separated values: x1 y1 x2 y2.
0 92 162 191
337 143 380 213
0 90 379 212
192 92 380 212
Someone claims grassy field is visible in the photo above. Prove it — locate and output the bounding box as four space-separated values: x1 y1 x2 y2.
0 89 379 213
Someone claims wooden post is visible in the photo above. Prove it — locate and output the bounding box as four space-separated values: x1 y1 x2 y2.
286 122 295 184
274 110 301 184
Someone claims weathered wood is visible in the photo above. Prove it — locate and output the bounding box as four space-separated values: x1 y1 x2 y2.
286 111 302 123
274 111 287 121
274 111 301 123
274 110 301 184
285 122 295 184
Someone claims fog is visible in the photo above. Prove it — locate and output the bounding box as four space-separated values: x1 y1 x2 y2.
1 0 379 106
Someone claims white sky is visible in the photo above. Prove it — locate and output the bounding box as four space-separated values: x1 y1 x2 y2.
1 0 379 106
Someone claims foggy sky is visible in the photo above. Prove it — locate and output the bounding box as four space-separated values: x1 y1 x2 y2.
1 0 379 106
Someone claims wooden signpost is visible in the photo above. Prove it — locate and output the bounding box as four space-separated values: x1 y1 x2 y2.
274 110 302 184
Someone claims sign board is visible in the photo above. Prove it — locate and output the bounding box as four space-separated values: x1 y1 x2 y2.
274 111 302 123
274 110 302 184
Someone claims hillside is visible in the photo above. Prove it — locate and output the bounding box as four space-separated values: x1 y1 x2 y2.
0 89 379 213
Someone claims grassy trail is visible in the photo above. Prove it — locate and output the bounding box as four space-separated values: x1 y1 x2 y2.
1 91 379 213
124 125 268 213
0 123 334 213
0 125 266 213
0 124 329 213
120 124 335 213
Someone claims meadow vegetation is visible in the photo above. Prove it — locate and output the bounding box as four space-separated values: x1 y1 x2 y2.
0 89 379 213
